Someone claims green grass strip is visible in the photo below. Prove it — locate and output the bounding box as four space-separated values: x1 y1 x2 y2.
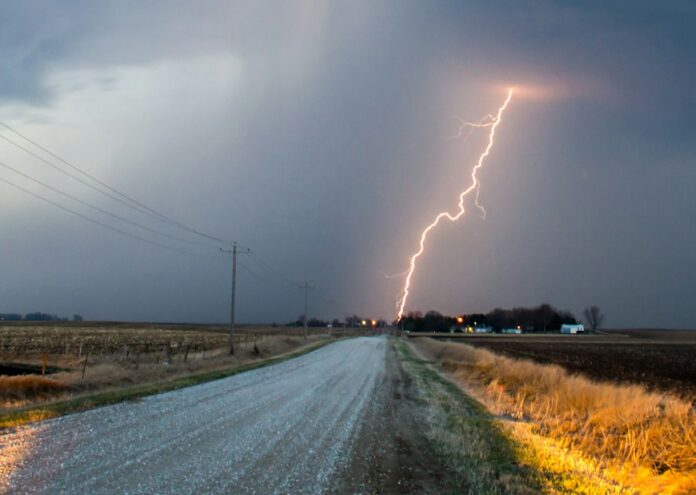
392 337 540 494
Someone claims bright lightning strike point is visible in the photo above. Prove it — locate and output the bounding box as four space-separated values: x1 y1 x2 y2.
396 88 514 321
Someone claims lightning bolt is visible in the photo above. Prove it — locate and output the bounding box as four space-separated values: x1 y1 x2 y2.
396 88 513 320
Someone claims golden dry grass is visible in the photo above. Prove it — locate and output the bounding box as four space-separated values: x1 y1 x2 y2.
1 337 336 429
1 334 324 410
412 338 696 494
0 376 68 402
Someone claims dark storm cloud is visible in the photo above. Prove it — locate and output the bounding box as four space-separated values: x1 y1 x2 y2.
1 1 695 327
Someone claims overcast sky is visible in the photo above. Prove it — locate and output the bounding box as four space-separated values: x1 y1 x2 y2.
1 1 695 327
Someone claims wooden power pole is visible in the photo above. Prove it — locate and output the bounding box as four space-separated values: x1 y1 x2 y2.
221 243 249 354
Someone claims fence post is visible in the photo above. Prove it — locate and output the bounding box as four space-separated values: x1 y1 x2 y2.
81 354 89 380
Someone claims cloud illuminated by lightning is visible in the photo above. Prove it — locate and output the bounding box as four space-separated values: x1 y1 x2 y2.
396 88 514 320
379 269 409 279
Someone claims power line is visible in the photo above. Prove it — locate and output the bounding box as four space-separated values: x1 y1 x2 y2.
0 160 221 250
0 176 225 259
0 123 345 318
245 254 352 318
247 251 301 286
0 121 234 244
239 258 308 292
0 133 170 228
237 260 278 286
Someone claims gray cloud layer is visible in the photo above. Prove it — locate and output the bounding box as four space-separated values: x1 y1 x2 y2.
1 1 695 327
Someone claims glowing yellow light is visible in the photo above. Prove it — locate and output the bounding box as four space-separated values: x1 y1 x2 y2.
361 320 367 326
371 319 377 326
456 316 464 324
396 88 514 320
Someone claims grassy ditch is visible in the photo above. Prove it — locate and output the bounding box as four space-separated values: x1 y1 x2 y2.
392 338 540 494
0 339 335 430
412 338 696 494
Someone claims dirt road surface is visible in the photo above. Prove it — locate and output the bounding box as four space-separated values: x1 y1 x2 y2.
0 337 446 494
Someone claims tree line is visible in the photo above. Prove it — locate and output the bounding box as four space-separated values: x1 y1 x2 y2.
0 312 83 322
399 303 581 333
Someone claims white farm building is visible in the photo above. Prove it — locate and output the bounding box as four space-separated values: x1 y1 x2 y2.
560 324 585 334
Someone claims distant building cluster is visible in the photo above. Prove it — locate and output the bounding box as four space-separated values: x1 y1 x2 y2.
399 303 592 334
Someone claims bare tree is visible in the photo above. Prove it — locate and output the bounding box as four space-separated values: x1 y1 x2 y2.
536 303 555 332
583 306 604 333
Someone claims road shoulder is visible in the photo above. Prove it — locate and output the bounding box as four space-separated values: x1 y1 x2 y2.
335 338 450 494
393 337 541 494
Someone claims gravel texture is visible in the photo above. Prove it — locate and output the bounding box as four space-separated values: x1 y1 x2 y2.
0 337 397 494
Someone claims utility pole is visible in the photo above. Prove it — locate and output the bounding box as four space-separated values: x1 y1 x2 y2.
221 243 249 354
299 281 314 341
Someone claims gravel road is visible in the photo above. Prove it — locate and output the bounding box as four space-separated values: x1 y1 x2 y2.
0 337 446 494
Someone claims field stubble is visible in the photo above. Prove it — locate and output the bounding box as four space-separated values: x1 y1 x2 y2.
0 324 342 410
453 330 696 402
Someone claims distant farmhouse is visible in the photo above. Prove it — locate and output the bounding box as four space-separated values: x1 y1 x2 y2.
449 325 493 334
560 323 585 334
